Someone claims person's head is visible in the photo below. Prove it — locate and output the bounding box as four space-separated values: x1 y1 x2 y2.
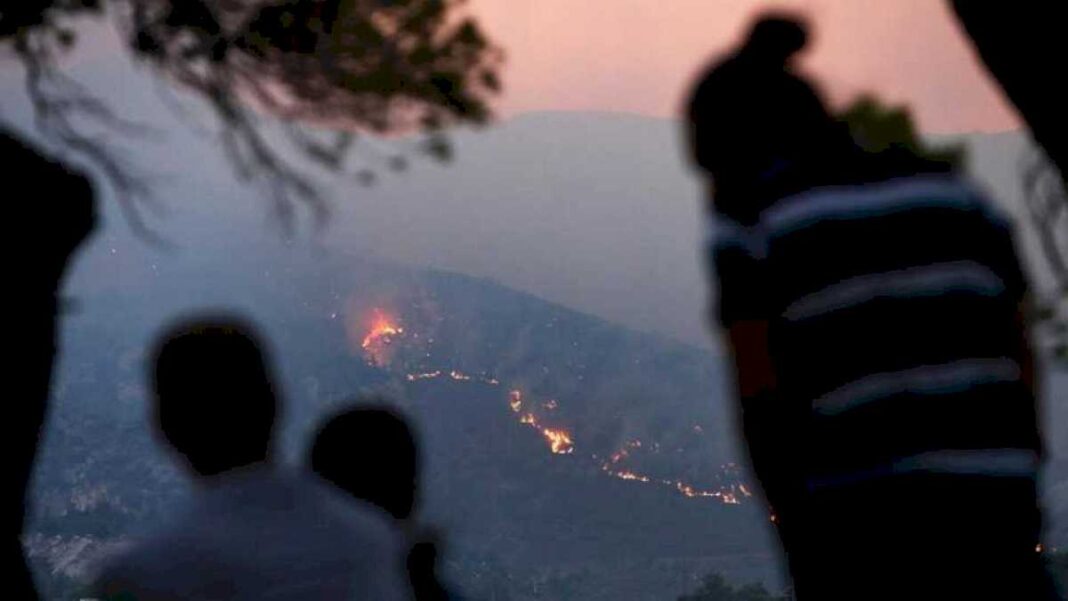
151 317 278 478
685 13 850 217
309 403 419 520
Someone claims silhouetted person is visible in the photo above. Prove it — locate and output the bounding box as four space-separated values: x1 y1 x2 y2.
310 404 457 601
951 1 1068 183
7 129 96 600
92 320 410 600
685 14 1055 600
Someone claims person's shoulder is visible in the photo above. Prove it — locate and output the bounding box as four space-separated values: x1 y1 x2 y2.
294 472 412 600
90 530 193 600
301 470 402 539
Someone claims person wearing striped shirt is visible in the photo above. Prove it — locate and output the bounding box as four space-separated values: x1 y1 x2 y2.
684 14 1055 601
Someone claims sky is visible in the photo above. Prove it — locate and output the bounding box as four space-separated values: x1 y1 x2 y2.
470 0 1021 133
0 0 1035 350
48 0 1022 133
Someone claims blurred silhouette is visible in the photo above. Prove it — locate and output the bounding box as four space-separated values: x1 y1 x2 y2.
950 1 1068 183
686 14 1055 600
2 0 502 230
310 404 417 520
951 1 1068 364
92 320 411 600
310 403 457 601
8 129 96 600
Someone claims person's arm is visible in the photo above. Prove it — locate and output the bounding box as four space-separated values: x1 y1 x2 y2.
724 319 777 400
723 318 797 518
1015 297 1039 401
981 205 1045 458
707 215 802 529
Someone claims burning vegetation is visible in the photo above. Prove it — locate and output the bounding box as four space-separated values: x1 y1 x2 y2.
357 306 748 504
515 410 574 455
360 309 405 366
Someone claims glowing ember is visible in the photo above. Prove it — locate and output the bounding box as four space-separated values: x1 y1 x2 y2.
614 471 651 483
512 402 575 455
389 352 748 505
360 309 404 366
542 428 574 454
599 441 747 505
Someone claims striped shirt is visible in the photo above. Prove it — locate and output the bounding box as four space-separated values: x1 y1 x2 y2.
707 173 1040 491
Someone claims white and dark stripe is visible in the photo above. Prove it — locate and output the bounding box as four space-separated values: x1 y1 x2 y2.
808 448 1040 491
891 448 1039 478
760 174 1008 240
811 358 1021 417
784 260 1007 322
708 216 768 260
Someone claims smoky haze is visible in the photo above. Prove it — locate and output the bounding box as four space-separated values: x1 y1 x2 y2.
0 24 1053 352
321 111 711 348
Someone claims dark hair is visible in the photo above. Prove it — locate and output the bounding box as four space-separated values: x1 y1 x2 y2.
152 317 278 476
685 13 852 220
738 15 809 67
686 13 956 222
309 403 418 520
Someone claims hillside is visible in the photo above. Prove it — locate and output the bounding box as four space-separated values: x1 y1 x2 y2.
27 242 780 600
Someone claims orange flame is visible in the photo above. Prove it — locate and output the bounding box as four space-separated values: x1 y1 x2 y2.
362 310 403 350
613 471 651 482
513 402 574 455
395 355 746 506
542 428 574 455
600 442 746 505
361 309 404 366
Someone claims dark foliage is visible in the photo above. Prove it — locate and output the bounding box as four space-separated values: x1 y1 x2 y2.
2 0 502 229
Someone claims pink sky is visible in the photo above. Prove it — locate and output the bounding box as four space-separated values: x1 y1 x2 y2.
471 0 1021 133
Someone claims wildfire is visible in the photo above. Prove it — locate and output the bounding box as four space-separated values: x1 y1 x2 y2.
360 309 404 366
542 428 575 455
614 471 651 483
600 441 751 505
372 319 749 506
514 405 574 455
